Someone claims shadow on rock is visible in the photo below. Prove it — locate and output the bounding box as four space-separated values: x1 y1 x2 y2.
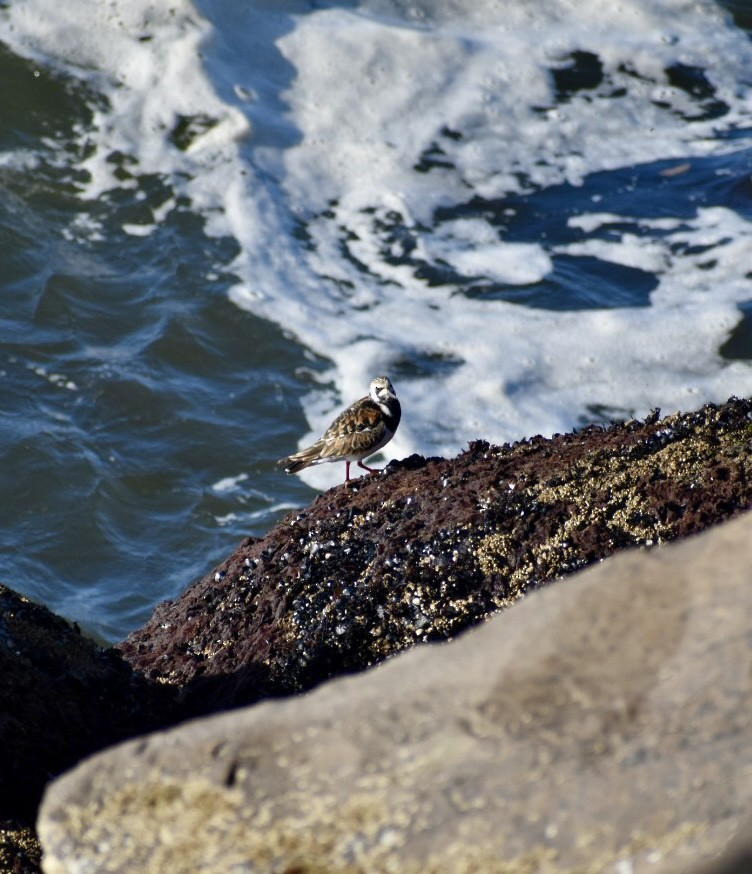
0 586 173 823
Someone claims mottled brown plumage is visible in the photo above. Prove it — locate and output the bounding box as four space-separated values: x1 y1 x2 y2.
279 376 401 483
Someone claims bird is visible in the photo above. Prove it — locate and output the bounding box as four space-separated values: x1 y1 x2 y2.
279 376 401 484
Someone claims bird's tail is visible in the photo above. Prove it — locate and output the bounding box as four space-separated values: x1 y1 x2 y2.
278 444 322 474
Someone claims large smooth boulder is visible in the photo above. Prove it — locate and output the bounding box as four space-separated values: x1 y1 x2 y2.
38 510 752 873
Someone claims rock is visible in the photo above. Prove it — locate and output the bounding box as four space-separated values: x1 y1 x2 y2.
118 397 752 714
0 821 42 874
38 510 752 874
0 585 169 823
692 820 752 874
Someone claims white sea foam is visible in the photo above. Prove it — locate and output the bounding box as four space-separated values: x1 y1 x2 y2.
211 473 249 493
3 0 752 489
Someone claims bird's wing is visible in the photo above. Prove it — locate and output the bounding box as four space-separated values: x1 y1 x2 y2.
315 399 385 459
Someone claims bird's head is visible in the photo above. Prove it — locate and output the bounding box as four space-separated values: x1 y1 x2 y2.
369 376 397 409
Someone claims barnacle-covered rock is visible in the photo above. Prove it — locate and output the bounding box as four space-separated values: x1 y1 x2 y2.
119 396 752 712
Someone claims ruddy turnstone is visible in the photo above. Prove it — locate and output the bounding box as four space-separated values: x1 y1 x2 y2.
279 376 401 484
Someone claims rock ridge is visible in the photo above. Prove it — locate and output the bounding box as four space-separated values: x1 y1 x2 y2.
119 396 752 712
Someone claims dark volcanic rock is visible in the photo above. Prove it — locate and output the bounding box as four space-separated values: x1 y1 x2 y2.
0 821 41 874
118 396 752 712
0 585 169 823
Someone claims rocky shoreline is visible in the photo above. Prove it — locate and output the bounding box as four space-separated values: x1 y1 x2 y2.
3 396 752 872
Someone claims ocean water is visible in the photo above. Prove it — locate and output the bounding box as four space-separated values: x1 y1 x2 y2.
0 0 751 642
